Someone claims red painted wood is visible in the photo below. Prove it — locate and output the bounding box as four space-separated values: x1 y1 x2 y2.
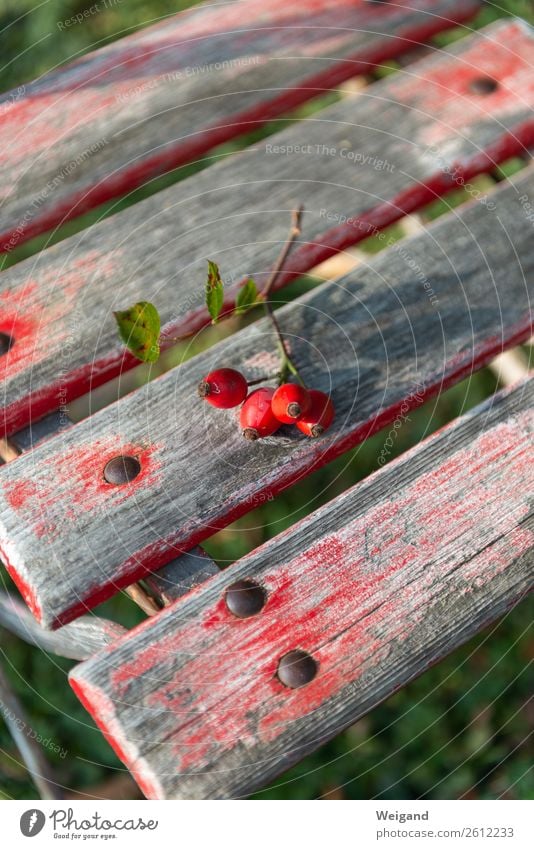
2 19 534 440
68 378 534 799
0 163 532 629
0 0 478 253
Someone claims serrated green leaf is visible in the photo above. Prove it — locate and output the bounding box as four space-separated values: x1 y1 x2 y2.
206 260 224 323
113 301 160 363
235 278 259 315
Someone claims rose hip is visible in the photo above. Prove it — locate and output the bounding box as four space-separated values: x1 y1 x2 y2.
296 390 335 437
271 383 311 424
198 368 248 409
240 387 281 440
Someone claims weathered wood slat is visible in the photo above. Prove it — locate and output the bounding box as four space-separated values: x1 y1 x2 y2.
2 19 534 438
1 165 533 628
0 0 477 253
0 591 126 660
9 411 72 453
143 547 220 606
4 412 220 610
68 377 534 799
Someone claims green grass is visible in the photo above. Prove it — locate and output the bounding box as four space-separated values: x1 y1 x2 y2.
0 0 532 801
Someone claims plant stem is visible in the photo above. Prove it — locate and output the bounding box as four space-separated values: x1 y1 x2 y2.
261 204 304 301
263 300 306 386
159 205 305 386
260 204 306 386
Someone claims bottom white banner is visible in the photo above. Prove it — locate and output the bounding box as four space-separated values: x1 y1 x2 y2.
3 799 532 848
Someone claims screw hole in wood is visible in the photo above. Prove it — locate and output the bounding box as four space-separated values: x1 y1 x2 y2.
0 333 14 355
224 579 266 618
469 76 499 95
277 650 318 688
103 455 141 485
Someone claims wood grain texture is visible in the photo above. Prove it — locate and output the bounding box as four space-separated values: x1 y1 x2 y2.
0 591 126 660
143 546 220 606
68 377 534 799
0 0 478 253
1 164 533 629
2 19 533 438
5 412 220 610
9 411 71 453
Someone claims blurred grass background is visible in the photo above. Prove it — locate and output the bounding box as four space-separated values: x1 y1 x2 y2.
0 0 532 800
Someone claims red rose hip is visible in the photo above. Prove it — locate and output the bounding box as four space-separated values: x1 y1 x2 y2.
296 389 335 437
271 383 311 424
240 387 281 440
198 368 248 408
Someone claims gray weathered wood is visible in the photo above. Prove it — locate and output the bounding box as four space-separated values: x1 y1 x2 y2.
10 411 72 453
6 413 220 612
0 165 533 628
0 0 477 252
143 546 220 605
2 19 532 437
68 377 534 799
0 591 126 660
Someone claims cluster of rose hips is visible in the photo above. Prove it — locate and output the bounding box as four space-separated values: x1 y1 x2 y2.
198 368 335 440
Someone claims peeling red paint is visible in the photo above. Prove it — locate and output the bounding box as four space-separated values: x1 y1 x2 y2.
389 20 534 143
67 395 533 778
65 400 533 793
0 2 480 252
4 441 163 516
68 676 161 800
2 111 533 440
0 540 42 621
2 310 531 634
5 322 532 632
4 480 38 510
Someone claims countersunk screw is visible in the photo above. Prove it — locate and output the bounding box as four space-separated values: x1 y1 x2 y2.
224 579 266 618
277 650 318 689
104 455 141 485
0 333 13 355
469 76 499 95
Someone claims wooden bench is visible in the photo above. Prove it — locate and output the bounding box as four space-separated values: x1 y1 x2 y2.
0 0 532 799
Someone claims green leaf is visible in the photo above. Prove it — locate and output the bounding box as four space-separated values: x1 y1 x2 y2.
235 278 259 315
113 301 161 363
205 260 224 323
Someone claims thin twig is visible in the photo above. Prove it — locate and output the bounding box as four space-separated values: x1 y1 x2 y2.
0 658 63 799
159 206 304 360
261 204 304 301
124 583 162 616
259 205 306 385
263 301 306 386
0 437 20 463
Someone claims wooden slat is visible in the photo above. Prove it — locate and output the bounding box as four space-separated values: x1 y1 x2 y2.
143 546 220 606
0 0 477 253
0 165 533 629
68 377 534 799
0 591 126 661
4 412 220 609
9 411 71 453
2 18 533 439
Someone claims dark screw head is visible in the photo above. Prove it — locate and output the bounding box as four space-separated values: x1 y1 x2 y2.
225 579 266 618
0 333 13 355
469 76 498 95
277 650 318 689
103 455 141 485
